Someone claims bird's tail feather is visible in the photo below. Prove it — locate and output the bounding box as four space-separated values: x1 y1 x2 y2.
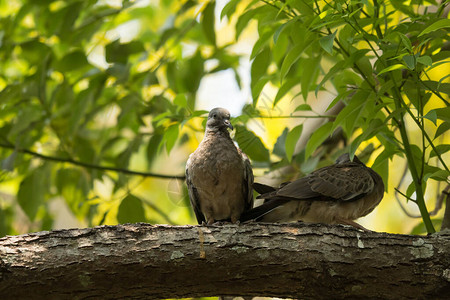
240 198 290 222
253 182 277 194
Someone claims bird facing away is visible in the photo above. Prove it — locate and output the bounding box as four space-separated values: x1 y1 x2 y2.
185 107 254 225
240 154 384 231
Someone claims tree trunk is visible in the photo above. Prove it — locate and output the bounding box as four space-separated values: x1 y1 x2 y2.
0 223 449 299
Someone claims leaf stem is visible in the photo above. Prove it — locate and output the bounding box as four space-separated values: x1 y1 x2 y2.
389 77 435 233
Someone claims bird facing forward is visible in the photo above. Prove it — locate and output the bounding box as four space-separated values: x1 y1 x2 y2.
185 108 254 225
240 154 384 230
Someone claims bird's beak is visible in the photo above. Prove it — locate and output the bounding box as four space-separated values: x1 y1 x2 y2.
224 119 233 130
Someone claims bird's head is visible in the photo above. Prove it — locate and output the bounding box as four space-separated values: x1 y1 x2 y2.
335 153 363 165
206 107 233 132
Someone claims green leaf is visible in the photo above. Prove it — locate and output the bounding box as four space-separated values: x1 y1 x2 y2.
319 30 337 54
418 19 450 37
250 30 273 60
73 135 96 163
417 56 432 66
294 104 312 111
147 133 163 168
406 181 416 199
411 219 442 235
378 64 405 75
17 167 48 221
54 50 89 72
234 125 270 162
430 144 450 158
20 39 52 64
0 205 14 237
435 107 450 122
403 55 416 70
251 77 270 105
349 119 384 155
164 124 179 154
220 0 239 20
56 168 90 216
338 24 356 49
236 9 257 40
421 81 450 96
173 93 187 108
56 1 84 37
353 52 373 80
372 151 390 192
157 28 178 49
1 151 17 171
397 32 412 51
117 136 143 168
9 105 42 137
273 127 288 157
117 95 142 132
423 109 437 125
273 20 290 44
117 194 146 224
176 0 196 16
332 90 370 136
315 60 347 96
285 124 303 162
105 40 145 64
301 56 321 100
435 122 450 139
431 51 450 63
274 78 299 107
106 63 130 83
183 50 204 93
305 122 333 160
410 144 423 165
429 169 450 181
251 47 271 86
202 1 216 45
280 42 307 80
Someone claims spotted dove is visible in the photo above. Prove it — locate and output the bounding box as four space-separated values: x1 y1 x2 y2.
240 154 384 230
186 108 254 224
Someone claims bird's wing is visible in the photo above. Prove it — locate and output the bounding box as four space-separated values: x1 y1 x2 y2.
278 162 375 201
185 160 206 224
240 151 254 211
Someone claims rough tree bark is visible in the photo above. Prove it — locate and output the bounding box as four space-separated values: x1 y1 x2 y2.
0 223 449 299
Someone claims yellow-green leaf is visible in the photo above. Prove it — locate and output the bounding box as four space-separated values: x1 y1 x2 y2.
305 122 333 160
418 19 450 37
378 64 405 75
285 124 303 162
235 125 270 162
319 30 337 54
117 194 146 224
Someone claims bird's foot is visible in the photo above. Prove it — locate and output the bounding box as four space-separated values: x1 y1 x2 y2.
211 221 226 226
337 218 373 232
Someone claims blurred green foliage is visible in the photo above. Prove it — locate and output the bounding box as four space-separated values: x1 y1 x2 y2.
228 0 450 233
0 0 449 235
0 0 247 233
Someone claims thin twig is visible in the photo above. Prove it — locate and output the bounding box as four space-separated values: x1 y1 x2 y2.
255 114 336 119
395 163 421 218
0 142 186 180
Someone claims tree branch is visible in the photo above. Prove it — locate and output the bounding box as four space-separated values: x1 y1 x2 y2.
0 142 186 180
1 223 449 299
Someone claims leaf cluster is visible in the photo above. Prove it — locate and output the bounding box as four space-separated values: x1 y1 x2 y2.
226 0 450 233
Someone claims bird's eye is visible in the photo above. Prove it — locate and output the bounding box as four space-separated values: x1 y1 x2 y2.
213 114 217 118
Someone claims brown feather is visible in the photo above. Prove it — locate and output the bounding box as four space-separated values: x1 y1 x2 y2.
186 108 254 224
240 153 384 230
